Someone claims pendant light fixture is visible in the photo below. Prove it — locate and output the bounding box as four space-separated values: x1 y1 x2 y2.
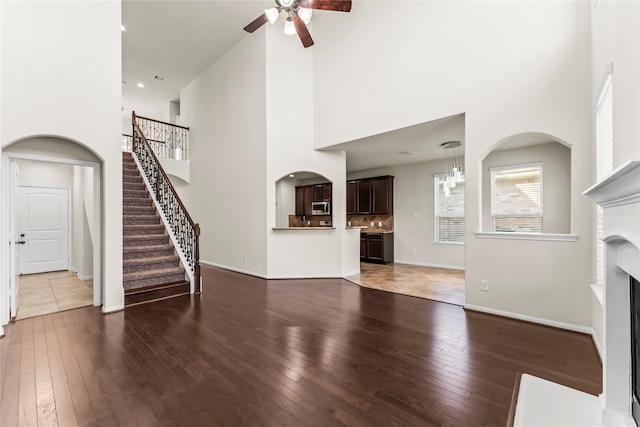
440 141 464 197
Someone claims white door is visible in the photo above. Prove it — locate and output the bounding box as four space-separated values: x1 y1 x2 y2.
9 162 20 318
18 187 70 275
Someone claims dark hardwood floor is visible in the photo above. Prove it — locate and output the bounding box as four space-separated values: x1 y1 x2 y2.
0 265 602 426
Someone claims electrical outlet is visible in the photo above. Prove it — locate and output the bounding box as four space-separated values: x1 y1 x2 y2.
480 280 489 291
412 248 418 254
378 221 382 227
371 221 374 226
243 254 247 262
413 212 419 218
292 260 298 269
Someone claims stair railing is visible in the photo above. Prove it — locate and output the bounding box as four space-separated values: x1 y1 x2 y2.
132 112 190 160
131 112 201 292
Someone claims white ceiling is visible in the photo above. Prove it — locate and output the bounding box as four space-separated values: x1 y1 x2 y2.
121 2 499 173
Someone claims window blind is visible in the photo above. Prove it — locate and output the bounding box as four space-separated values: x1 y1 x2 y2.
434 175 465 243
490 164 542 232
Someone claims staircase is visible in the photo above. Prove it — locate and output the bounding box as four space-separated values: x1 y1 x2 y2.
122 152 190 306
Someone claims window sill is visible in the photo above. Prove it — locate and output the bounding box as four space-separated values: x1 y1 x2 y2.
433 241 465 247
475 232 577 242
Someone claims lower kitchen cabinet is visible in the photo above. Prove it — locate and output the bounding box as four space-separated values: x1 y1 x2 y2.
360 232 394 264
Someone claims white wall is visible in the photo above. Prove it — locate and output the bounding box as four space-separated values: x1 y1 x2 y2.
179 33 268 276
482 142 571 234
0 1 122 317
264 26 352 279
348 158 465 270
72 165 94 280
16 159 73 188
313 1 593 328
591 0 640 169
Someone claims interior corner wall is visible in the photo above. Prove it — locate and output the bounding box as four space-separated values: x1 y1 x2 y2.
179 33 268 276
72 165 94 280
313 1 593 327
0 0 122 314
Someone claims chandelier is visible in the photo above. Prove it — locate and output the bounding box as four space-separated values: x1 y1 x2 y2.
440 141 464 197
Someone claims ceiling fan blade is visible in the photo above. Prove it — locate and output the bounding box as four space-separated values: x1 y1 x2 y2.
243 13 269 33
293 15 314 48
304 0 351 12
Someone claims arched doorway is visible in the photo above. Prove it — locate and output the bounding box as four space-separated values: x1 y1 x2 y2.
1 136 102 323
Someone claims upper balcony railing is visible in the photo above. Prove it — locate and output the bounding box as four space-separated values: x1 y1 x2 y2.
127 112 190 161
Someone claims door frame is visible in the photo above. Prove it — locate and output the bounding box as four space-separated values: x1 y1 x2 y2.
1 152 102 325
17 185 71 276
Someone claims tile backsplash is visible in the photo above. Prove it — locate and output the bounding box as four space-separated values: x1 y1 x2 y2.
289 215 332 227
347 215 394 231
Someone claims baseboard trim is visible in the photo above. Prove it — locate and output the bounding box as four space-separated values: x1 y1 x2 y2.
201 261 268 279
201 260 348 280
464 304 592 334
102 304 124 314
76 272 93 281
342 270 361 279
394 259 465 271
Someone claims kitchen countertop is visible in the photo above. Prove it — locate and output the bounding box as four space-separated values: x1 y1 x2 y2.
360 229 394 234
272 227 335 230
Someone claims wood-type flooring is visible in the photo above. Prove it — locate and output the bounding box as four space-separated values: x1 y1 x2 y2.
0 265 602 426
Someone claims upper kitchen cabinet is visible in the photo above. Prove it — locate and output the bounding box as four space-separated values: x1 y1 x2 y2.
356 180 371 214
312 183 332 202
346 181 357 215
347 175 394 215
371 176 394 215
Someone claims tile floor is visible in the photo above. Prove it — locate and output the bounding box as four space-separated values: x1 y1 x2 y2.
346 262 465 305
15 270 93 320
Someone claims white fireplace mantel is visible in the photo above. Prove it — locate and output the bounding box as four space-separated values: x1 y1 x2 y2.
513 158 640 426
584 157 640 427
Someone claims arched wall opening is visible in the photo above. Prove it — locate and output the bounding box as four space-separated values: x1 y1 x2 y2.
479 132 572 235
1 136 103 325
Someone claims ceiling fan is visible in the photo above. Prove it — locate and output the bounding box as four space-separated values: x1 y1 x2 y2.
243 0 352 48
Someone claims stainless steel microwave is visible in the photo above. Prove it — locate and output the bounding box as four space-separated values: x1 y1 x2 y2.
311 201 331 216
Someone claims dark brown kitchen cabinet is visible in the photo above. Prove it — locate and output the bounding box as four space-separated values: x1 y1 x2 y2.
295 186 314 216
356 180 371 214
313 183 332 202
372 176 394 215
346 181 356 215
360 232 394 264
322 184 332 202
347 175 394 216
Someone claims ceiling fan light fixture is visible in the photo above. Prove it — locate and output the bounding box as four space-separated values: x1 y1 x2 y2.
298 7 312 24
265 7 280 24
283 18 296 35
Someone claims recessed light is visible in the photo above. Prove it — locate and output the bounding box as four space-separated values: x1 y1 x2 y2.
399 151 413 156
121 25 126 31
137 82 144 88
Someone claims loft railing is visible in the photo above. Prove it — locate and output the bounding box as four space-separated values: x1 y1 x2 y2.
132 112 190 161
131 112 201 292
122 134 133 152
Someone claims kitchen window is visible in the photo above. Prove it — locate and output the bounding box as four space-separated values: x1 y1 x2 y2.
490 163 543 232
434 174 465 244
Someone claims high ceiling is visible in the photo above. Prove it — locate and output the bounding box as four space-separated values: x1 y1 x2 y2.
122 1 468 173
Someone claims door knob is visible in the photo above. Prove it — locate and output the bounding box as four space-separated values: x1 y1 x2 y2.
17 241 25 245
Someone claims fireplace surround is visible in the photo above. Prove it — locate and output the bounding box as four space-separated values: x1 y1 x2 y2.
584 157 640 426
